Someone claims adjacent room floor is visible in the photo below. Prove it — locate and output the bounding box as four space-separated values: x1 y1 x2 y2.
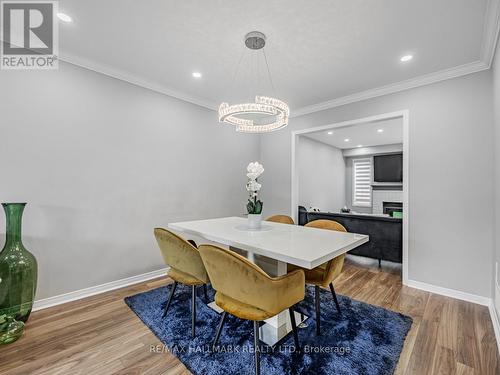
0 257 497 375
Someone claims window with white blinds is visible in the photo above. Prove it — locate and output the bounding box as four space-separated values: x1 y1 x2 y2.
352 158 372 207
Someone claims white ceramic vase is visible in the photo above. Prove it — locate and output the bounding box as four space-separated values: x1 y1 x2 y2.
247 214 262 230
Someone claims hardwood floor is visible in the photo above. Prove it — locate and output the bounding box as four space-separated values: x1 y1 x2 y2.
0 257 498 375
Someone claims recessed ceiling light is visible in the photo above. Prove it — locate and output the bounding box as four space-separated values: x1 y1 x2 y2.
400 54 413 62
377 128 384 133
57 12 72 23
344 138 350 142
327 131 333 135
192 72 202 78
357 145 363 148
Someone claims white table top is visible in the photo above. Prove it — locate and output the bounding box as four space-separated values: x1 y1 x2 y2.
168 216 369 269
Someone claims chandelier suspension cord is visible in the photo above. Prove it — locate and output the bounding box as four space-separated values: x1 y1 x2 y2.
248 48 255 100
262 48 277 95
251 48 260 99
223 47 247 100
257 48 265 96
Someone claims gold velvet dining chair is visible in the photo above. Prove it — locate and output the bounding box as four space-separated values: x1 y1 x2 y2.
154 228 210 338
288 219 347 335
265 214 295 225
198 244 305 375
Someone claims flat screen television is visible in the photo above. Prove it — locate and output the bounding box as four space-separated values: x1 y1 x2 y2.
373 153 403 183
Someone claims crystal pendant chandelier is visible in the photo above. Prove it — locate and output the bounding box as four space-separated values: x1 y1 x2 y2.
218 31 289 133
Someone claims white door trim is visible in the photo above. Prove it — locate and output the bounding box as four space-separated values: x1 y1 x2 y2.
290 110 410 285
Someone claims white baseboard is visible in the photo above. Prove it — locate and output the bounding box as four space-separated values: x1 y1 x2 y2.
30 268 500 353
32 268 169 312
489 299 500 354
492 264 500 354
405 279 491 306
407 278 500 353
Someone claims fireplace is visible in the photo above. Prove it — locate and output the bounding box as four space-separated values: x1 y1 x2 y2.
372 190 403 214
383 201 403 217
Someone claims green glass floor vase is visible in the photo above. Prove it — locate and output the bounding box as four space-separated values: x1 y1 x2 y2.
0 203 38 344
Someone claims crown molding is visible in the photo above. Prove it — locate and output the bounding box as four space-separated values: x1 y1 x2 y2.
291 60 489 117
481 0 500 67
292 0 500 118
52 0 500 118
61 53 490 119
59 53 218 111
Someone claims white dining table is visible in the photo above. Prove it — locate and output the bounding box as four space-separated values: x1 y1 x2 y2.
168 216 369 345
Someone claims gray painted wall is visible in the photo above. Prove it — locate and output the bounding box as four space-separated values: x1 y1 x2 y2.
260 70 494 298
298 136 345 212
0 62 260 300
492 40 500 308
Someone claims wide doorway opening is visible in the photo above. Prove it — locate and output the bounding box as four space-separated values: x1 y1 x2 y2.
291 111 409 284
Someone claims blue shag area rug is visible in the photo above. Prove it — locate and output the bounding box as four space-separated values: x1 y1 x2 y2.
125 284 412 375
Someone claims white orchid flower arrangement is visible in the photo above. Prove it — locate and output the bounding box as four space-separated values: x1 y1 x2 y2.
246 162 264 214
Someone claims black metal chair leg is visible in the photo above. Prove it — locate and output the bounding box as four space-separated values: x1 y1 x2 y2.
253 321 261 375
288 308 300 352
315 285 321 335
191 285 196 338
162 281 178 318
329 282 341 314
212 311 227 351
203 284 209 302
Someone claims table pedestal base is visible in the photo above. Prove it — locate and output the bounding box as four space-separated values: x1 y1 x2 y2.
259 310 308 346
207 302 308 347
207 301 224 313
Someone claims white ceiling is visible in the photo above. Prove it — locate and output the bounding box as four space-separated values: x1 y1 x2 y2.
58 0 497 113
304 118 403 149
